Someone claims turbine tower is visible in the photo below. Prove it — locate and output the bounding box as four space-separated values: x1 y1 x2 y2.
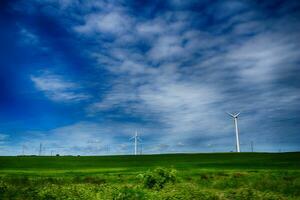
39 143 42 156
130 130 141 155
227 112 241 152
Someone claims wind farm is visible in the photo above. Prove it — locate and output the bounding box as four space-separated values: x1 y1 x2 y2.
1 0 300 199
1 117 299 200
1 119 300 199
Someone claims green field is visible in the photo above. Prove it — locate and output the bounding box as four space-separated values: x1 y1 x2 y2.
0 153 300 199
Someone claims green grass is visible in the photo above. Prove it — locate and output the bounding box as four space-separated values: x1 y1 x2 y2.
0 152 299 199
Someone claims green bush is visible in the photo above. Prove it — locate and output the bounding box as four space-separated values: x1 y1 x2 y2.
139 168 177 190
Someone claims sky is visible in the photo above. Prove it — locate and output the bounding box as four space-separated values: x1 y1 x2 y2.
0 0 300 155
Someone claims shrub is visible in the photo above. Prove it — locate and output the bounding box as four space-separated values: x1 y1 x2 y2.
139 168 177 190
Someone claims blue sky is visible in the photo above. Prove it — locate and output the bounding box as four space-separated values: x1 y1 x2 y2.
0 0 300 155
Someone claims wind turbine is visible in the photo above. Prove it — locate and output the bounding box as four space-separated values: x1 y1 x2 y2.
227 112 241 152
130 130 141 155
39 143 43 156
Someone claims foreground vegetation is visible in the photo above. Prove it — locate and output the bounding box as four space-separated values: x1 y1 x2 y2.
0 153 299 199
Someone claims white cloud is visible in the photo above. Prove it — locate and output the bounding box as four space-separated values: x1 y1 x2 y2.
20 28 39 45
226 32 300 83
18 27 49 52
136 19 166 36
31 72 90 102
148 35 184 61
74 11 133 35
138 81 225 137
21 122 114 155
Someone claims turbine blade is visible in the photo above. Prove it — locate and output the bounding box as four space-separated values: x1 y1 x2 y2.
235 112 241 117
226 112 234 117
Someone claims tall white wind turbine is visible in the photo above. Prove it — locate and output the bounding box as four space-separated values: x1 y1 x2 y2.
130 130 141 155
227 112 241 152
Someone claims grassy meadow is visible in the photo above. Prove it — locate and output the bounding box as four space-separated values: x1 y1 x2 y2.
0 153 299 199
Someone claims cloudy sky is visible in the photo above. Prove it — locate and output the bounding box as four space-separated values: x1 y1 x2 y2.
0 0 300 155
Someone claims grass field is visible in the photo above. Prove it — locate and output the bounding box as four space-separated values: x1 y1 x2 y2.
0 153 300 199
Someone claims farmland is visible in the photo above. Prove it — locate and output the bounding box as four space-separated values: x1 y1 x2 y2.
0 153 300 199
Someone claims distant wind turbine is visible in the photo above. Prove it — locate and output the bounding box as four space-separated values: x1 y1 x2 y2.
227 112 241 152
39 143 43 156
130 130 141 155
